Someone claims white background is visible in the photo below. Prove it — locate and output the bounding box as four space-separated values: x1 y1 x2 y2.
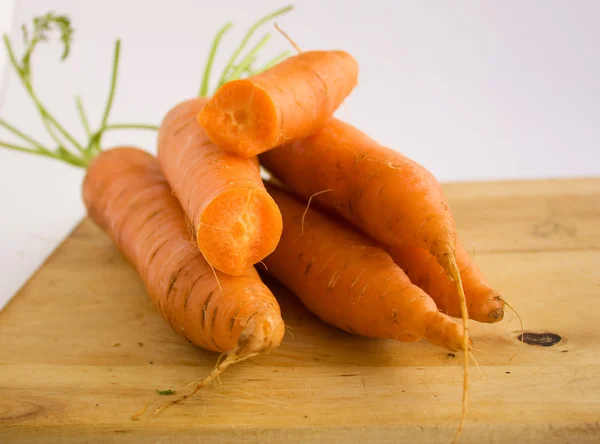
0 0 599 309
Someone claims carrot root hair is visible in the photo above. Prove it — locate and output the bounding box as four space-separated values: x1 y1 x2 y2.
133 309 284 419
274 23 302 53
130 401 149 421
148 350 255 418
206 259 223 292
161 352 229 394
502 298 524 361
284 325 295 339
469 350 482 378
301 189 334 236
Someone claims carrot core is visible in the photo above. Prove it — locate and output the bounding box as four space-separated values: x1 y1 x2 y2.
198 187 281 275
199 80 277 158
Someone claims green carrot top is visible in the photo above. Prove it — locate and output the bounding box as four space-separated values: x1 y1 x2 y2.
0 6 293 168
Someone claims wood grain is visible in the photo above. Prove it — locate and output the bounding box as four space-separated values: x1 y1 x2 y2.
1 178 599 443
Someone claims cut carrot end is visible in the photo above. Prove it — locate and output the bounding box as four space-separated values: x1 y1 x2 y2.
198 188 283 275
198 80 278 158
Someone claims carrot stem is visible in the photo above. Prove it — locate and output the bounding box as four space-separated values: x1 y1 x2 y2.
75 95 92 138
105 123 160 131
0 139 86 167
2 9 289 168
216 5 293 88
199 22 233 97
0 118 49 150
1 28 155 167
251 50 290 75
3 35 85 154
234 56 257 75
0 140 44 155
227 33 271 81
92 39 121 153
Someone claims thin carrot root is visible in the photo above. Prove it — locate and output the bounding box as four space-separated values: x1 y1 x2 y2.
285 325 295 339
130 401 149 421
469 351 482 378
274 23 302 53
503 299 524 361
206 259 223 292
167 352 230 393
149 350 254 418
143 309 283 419
444 256 469 444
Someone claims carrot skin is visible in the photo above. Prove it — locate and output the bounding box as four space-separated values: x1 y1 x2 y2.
199 51 358 158
260 118 456 262
263 184 468 351
158 98 282 276
83 147 284 354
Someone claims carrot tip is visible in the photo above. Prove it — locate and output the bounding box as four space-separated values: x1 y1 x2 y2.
487 306 504 323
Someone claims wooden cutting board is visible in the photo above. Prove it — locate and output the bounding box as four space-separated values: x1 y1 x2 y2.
1 178 599 443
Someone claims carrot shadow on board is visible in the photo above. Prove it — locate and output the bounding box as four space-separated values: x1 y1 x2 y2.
259 273 456 368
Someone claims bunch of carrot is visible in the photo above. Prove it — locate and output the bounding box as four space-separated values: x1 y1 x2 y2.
1 7 507 440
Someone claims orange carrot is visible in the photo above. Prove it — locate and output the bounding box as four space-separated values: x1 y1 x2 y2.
261 119 471 438
263 184 468 351
388 244 504 323
83 147 285 412
261 119 458 261
157 98 282 276
260 120 469 314
198 50 358 158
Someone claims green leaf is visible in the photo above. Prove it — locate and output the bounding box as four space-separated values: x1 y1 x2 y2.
21 12 74 76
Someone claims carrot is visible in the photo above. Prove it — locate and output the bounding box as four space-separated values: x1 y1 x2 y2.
263 184 468 351
388 244 504 323
260 119 469 304
83 147 285 412
157 98 282 276
2 13 289 416
260 118 472 438
198 50 359 158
